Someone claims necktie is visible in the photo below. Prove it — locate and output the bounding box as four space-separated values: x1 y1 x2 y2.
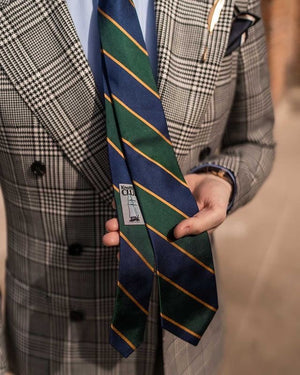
97 0 218 358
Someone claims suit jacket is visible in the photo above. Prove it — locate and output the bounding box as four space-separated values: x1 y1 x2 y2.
0 0 275 374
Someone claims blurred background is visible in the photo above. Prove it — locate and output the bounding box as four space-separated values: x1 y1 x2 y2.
217 0 300 374
0 0 299 374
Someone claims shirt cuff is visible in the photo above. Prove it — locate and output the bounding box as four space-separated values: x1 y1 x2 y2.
190 163 237 213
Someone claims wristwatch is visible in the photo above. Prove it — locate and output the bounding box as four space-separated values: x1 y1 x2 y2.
197 165 234 187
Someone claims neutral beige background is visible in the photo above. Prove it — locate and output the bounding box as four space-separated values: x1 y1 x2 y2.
0 88 299 374
217 87 300 374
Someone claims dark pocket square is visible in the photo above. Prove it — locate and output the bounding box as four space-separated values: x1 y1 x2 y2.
225 7 260 56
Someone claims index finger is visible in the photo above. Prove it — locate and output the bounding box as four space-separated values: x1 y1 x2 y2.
105 218 119 232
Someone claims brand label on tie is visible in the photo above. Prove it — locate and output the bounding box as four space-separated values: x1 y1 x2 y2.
119 184 145 225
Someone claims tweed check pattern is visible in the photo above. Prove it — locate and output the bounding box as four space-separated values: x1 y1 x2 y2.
0 0 274 373
98 0 218 358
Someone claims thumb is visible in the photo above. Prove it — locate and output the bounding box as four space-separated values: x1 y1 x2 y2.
173 206 226 239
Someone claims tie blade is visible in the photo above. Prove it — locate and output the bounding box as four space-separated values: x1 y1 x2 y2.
99 0 219 353
157 271 217 345
98 0 148 55
109 325 136 358
109 288 147 357
160 314 201 346
110 238 153 357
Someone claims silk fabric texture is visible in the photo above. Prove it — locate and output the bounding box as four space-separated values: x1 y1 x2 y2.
98 0 218 357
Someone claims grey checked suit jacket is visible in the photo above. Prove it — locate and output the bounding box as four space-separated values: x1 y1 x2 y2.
0 0 274 374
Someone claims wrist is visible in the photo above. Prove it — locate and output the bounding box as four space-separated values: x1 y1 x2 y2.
204 167 233 188
204 172 233 193
190 164 236 213
198 173 232 210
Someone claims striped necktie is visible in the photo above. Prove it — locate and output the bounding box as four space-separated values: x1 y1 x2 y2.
97 0 218 358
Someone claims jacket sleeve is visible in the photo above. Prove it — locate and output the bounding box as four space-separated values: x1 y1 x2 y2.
196 0 275 213
0 291 8 375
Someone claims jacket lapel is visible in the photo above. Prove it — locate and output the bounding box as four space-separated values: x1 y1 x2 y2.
1 0 235 198
0 0 112 200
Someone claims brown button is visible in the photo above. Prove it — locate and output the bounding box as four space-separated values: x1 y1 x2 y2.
31 161 46 177
68 243 83 256
70 310 85 322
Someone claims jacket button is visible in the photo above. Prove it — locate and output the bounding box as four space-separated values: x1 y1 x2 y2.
199 147 211 161
31 161 46 177
70 310 85 322
68 243 83 256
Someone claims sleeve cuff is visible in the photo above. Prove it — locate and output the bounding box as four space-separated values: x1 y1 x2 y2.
190 163 237 213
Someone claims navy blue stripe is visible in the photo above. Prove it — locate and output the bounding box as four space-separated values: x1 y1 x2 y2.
109 328 134 358
119 237 154 311
161 317 200 346
99 0 146 51
148 230 218 309
122 141 198 217
103 54 170 140
108 143 133 185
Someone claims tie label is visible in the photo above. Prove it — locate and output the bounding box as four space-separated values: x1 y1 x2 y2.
119 184 145 225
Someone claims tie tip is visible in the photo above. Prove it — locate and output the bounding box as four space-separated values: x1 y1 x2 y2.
109 328 136 358
160 316 201 346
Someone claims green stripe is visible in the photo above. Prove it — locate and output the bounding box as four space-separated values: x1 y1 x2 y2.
105 100 120 144
112 287 148 346
134 186 214 269
159 276 216 336
105 98 123 150
134 184 185 233
107 102 213 268
99 15 157 92
107 92 185 186
113 99 185 182
106 100 155 267
175 232 214 269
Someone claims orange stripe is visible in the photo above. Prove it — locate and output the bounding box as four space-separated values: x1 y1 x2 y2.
160 313 201 339
107 137 125 159
113 184 119 193
122 138 188 188
133 180 188 219
112 95 172 146
128 0 135 7
146 224 215 274
102 49 160 99
120 232 155 273
98 8 148 55
104 93 112 103
111 324 136 350
118 281 149 315
157 271 217 312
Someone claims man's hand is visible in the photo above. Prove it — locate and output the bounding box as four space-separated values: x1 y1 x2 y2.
173 173 232 239
102 173 232 247
102 217 120 247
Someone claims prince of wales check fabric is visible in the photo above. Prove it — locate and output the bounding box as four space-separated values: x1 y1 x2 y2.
98 0 218 357
0 0 275 373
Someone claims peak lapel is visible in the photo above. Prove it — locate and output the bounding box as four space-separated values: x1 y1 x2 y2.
154 0 235 155
0 0 112 200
